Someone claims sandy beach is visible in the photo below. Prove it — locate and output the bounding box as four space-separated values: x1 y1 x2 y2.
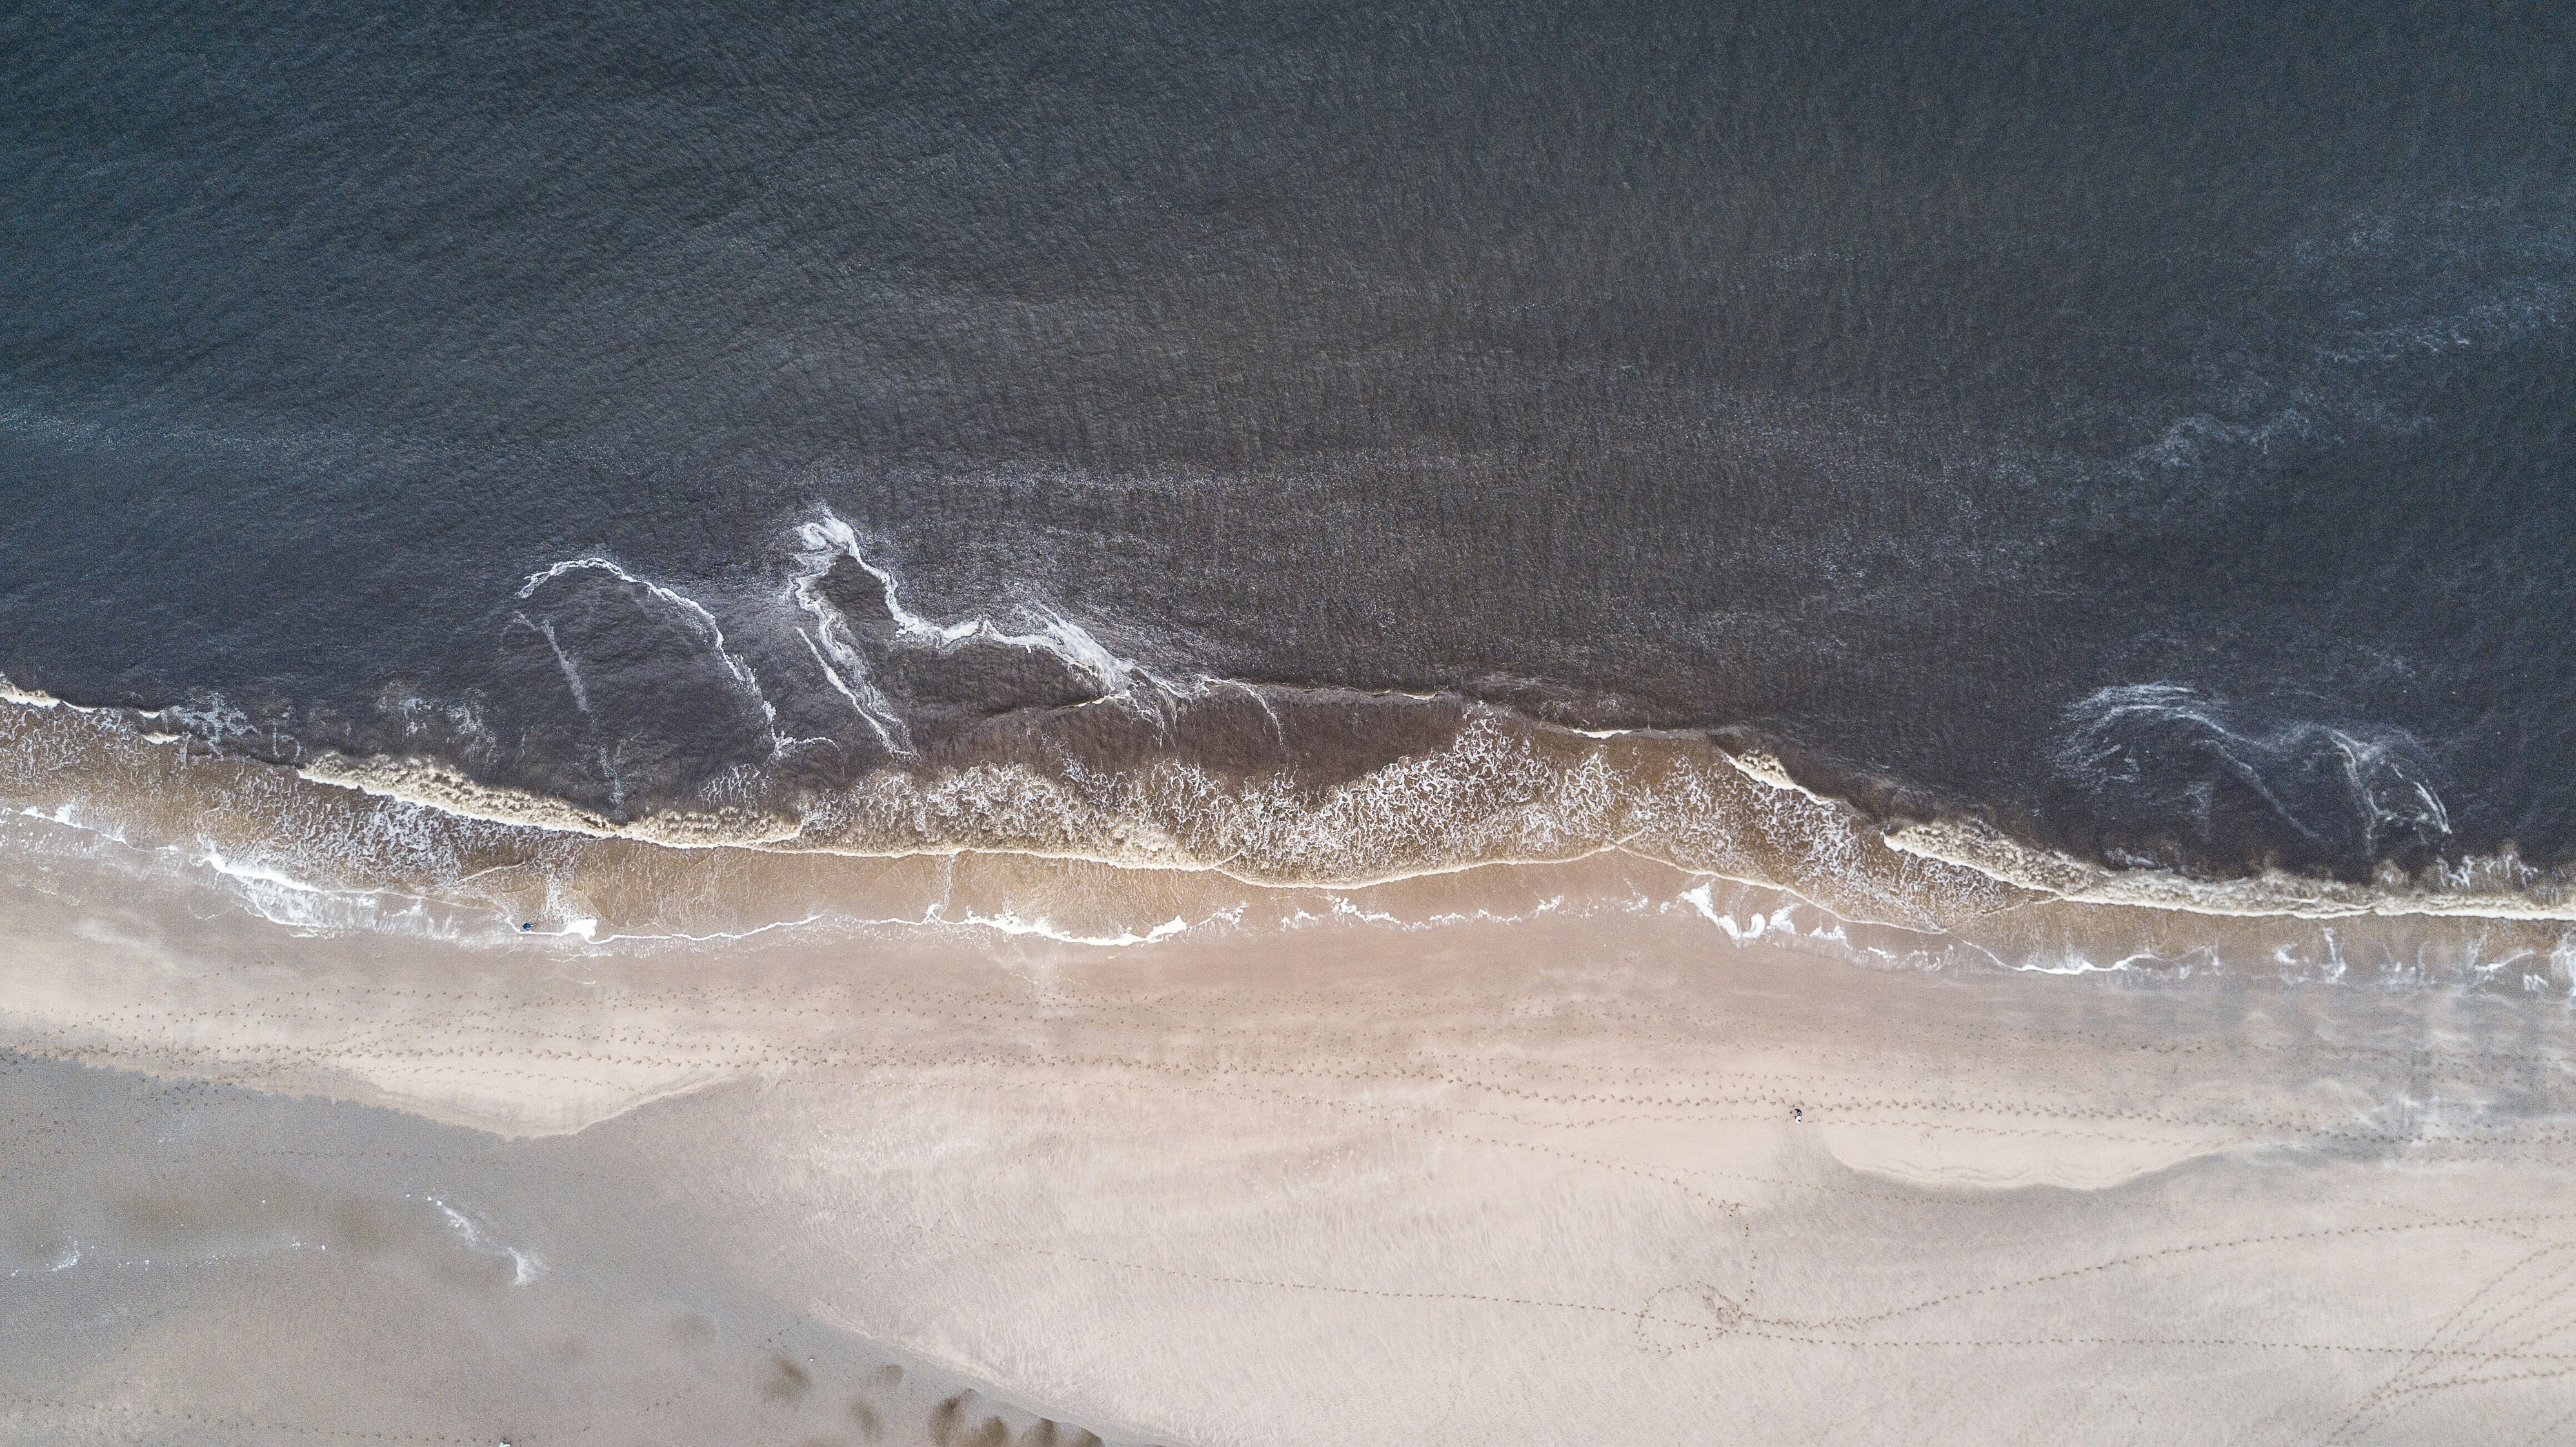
6 824 2575 1445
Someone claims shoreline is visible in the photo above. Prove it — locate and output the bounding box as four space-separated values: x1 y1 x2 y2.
8 685 2576 953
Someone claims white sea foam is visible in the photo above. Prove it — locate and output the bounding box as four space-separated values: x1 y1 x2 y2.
1885 813 2576 922
7 670 2576 994
792 512 1172 694
427 1197 546 1286
3 1240 79 1280
515 554 805 756
94 828 480 941
2053 683 2451 858
787 510 1234 755
924 907 1198 948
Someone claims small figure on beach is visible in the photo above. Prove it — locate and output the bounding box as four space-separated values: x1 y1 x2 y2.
1791 1106 1802 1122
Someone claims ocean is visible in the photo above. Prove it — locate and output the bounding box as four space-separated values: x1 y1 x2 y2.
5 0 2575 950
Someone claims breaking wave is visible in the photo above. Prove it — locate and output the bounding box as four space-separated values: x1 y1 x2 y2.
6 660 2576 998
4 508 2575 989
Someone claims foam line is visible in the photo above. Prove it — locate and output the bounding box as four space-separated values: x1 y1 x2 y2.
787 511 1247 753
10 674 2576 936
792 513 1176 696
515 556 790 754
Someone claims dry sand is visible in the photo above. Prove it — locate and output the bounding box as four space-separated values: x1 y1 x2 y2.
5 834 2576 1444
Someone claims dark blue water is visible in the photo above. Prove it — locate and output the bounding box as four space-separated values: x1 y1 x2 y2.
5 0 2573 884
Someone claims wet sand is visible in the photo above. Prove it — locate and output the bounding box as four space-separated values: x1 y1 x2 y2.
6 832 2576 1444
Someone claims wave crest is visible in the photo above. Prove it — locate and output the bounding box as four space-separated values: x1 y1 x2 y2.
10 672 2576 1004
